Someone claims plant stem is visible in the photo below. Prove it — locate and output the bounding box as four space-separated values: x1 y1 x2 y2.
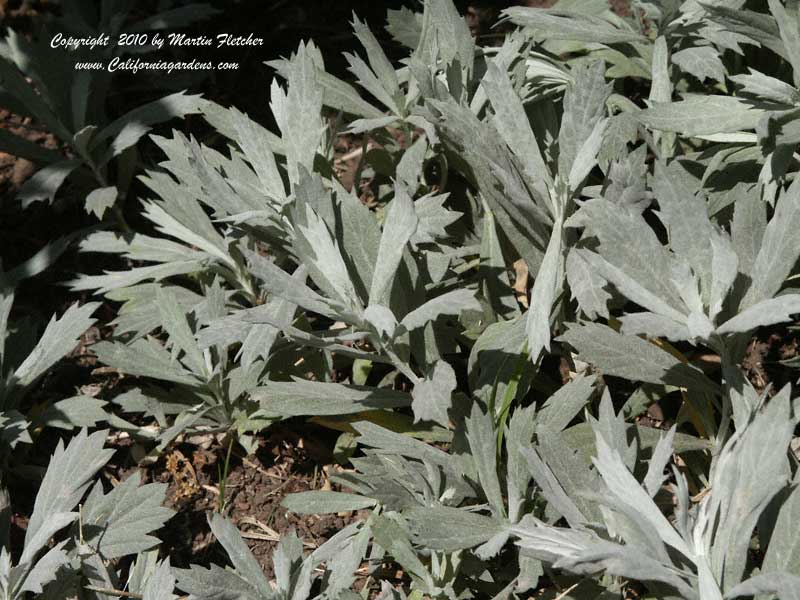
380 341 421 385
217 435 235 512
83 153 133 234
495 344 530 453
84 586 143 599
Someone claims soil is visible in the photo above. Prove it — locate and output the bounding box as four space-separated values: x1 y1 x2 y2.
742 325 800 394
146 425 357 575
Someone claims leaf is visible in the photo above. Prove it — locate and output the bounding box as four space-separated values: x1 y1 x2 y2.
731 188 766 278
763 482 800 575
566 199 686 319
200 281 299 367
229 107 285 202
466 403 505 517
568 117 608 190
618 312 690 341
20 541 69 595
0 410 31 448
523 446 587 527
92 338 199 387
730 68 799 105
17 159 83 208
404 506 505 551
396 136 428 190
371 514 432 586
412 193 461 244
605 145 649 214
510 518 597 568
741 177 800 307
331 180 381 299
81 472 174 559
140 559 176 600
649 36 671 104
364 304 398 338
246 250 336 318
593 387 636 470
25 429 114 560
270 44 325 185
316 525 369 598
350 15 402 113
482 61 551 195
592 432 692 558
709 229 740 322
429 98 549 270
399 288 480 332
369 184 418 306
0 127 62 164
268 51 385 120
505 404 537 524
565 248 611 320
558 61 612 180
282 491 376 514
560 422 709 456
141 200 232 267
536 373 597 434
672 46 726 84
92 91 207 162
702 4 785 60
526 221 563 361
769 0 800 87
207 513 271 597
273 530 314 599
253 380 411 417
0 236 73 289
38 395 108 430
294 202 360 309
728 573 800 600
716 294 800 334
558 323 718 393
387 6 422 48
0 54 72 141
637 96 763 136
70 260 205 296
416 0 475 72
13 302 98 389
598 112 640 165
643 427 676 498
175 564 259 600
479 203 519 320
85 186 118 220
411 360 456 427
0 292 11 374
502 7 645 44
708 386 795 590
156 287 206 377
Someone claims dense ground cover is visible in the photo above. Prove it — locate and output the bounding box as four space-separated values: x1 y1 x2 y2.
2 0 800 599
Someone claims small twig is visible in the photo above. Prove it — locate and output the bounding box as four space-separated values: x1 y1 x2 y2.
336 141 379 164
691 486 712 503
238 456 283 480
337 146 366 162
553 583 580 600
265 478 293 497
239 516 316 548
239 516 281 538
240 529 280 542
84 586 143 599
78 504 84 545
